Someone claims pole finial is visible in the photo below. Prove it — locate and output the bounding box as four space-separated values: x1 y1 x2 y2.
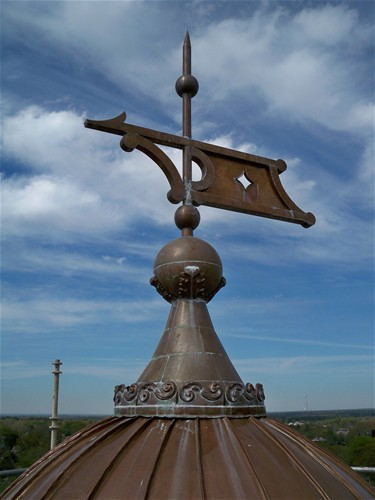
175 33 200 227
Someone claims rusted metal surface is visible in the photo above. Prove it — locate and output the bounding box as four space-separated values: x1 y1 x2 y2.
4 416 374 499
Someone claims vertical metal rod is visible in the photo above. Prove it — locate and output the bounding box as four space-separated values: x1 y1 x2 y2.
50 359 62 450
182 32 192 190
175 33 199 235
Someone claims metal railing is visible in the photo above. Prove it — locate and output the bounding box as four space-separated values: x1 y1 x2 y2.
0 468 27 477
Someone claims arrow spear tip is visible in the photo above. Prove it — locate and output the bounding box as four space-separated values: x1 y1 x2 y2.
184 31 191 46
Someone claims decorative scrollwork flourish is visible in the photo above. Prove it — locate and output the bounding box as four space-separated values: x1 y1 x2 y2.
180 382 202 402
205 276 226 303
114 380 265 408
177 268 207 300
120 133 184 204
226 383 244 403
139 383 157 403
256 383 265 403
113 384 125 405
201 382 223 401
85 112 315 228
150 275 174 303
244 383 257 402
113 383 139 404
123 384 139 402
154 381 177 400
191 147 215 191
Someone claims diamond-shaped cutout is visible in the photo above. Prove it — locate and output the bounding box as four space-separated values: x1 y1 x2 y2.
236 172 253 190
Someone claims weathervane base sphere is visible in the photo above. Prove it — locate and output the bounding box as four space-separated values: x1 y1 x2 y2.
152 236 224 302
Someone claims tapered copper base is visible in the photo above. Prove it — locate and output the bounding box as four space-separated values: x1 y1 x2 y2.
114 298 266 417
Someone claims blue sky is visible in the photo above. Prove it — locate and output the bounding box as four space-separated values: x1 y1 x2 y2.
1 1 374 415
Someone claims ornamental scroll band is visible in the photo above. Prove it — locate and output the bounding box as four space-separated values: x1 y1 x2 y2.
85 113 316 228
113 380 265 408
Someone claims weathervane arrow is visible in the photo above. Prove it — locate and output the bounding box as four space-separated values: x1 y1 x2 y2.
85 32 315 229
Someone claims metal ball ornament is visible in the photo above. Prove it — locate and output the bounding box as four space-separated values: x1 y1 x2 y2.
174 205 200 230
175 74 199 98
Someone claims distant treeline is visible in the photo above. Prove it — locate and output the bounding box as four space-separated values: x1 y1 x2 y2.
269 408 375 421
4 408 374 420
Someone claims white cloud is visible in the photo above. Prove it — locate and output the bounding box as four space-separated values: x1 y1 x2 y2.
234 354 374 376
4 3 373 138
63 360 148 381
2 106 177 239
2 296 165 333
292 4 359 46
1 358 148 384
2 243 151 284
192 6 373 138
2 104 372 270
10 178 97 216
0 361 48 381
3 4 373 237
3 106 90 172
226 332 371 351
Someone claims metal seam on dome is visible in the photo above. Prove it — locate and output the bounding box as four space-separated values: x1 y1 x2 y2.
224 417 269 499
154 261 222 267
256 419 332 499
194 419 206 499
91 418 165 498
45 417 143 498
149 352 225 360
210 418 255 498
144 418 177 498
265 418 370 498
85 418 152 499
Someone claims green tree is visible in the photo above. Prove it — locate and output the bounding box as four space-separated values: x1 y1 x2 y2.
0 426 19 470
345 436 375 467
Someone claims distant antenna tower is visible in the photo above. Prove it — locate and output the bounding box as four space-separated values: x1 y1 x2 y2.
50 359 62 450
304 393 309 412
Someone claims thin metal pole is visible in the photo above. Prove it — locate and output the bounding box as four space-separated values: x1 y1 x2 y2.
175 32 199 207
49 359 62 450
182 33 192 186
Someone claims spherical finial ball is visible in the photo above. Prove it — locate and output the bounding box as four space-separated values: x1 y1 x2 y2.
175 74 199 98
174 205 200 230
153 237 223 301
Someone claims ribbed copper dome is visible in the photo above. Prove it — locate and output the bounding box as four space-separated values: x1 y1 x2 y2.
5 415 374 499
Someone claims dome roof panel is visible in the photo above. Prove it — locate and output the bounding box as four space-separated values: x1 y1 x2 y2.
5 416 373 500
